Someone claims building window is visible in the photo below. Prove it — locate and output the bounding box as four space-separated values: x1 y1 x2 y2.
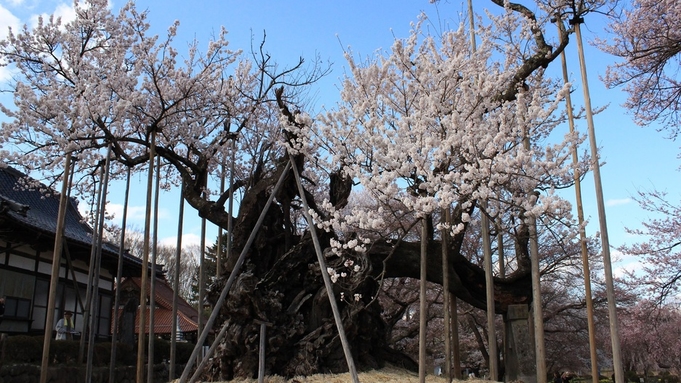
4 296 31 320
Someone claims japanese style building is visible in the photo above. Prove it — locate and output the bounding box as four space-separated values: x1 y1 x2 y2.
0 165 197 342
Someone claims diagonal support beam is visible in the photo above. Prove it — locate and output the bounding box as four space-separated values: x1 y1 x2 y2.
288 154 360 383
180 161 292 383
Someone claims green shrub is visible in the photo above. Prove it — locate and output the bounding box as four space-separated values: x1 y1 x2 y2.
152 338 170 364
625 370 640 383
50 339 80 365
658 371 680 383
111 341 136 365
175 342 195 364
92 342 111 366
4 335 42 363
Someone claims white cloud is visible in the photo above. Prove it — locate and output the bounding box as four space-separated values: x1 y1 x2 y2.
29 2 76 29
159 233 203 249
606 198 632 207
0 4 20 40
0 6 21 84
106 202 171 227
611 248 646 278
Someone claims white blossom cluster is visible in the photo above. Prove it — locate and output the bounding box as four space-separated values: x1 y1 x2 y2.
0 0 285 196
300 16 582 240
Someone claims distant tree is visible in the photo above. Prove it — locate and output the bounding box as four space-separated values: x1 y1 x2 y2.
188 234 220 305
600 0 681 306
617 190 681 303
618 299 681 374
109 226 200 303
599 0 681 136
154 243 200 305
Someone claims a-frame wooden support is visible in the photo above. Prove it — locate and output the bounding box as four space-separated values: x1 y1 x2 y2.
181 156 361 383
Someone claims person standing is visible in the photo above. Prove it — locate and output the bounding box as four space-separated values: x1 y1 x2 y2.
55 311 75 340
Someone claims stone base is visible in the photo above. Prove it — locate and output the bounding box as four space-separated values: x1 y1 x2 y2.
504 304 536 383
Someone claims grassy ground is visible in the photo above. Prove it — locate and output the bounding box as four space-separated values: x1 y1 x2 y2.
185 365 489 383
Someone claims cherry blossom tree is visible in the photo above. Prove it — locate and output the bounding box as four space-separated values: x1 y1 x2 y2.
601 0 681 309
616 190 681 303
599 0 681 135
618 299 681 374
0 0 605 379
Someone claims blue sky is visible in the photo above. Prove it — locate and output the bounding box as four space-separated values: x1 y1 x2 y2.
1 0 679 275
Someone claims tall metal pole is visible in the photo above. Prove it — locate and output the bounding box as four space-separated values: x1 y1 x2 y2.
558 22 599 383
109 166 132 383
40 151 73 383
136 130 156 383
170 181 185 380
419 219 428 383
180 162 292 383
573 18 624 383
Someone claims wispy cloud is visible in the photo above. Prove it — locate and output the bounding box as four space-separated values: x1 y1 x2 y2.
106 203 171 227
29 2 76 29
606 198 632 207
159 233 203 249
0 5 20 40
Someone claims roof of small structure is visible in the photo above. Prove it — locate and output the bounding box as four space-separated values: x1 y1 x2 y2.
0 165 146 276
120 277 200 334
131 307 198 334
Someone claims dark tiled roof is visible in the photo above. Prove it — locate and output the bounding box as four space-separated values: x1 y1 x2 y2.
0 165 142 271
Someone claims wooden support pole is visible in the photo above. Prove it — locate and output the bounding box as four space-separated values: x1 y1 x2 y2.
529 211 547 383
289 156 360 383
573 19 624 383
40 151 73 383
197 218 206 340
557 22 599 383
86 147 112 383
80 165 104 364
180 162 292 383
441 211 452 383
258 322 266 383
481 205 498 381
451 293 461 380
419 219 428 383
189 318 231 383
216 159 225 277
109 167 131 383
255 319 272 383
147 156 161 383
136 131 156 383
170 181 185 380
